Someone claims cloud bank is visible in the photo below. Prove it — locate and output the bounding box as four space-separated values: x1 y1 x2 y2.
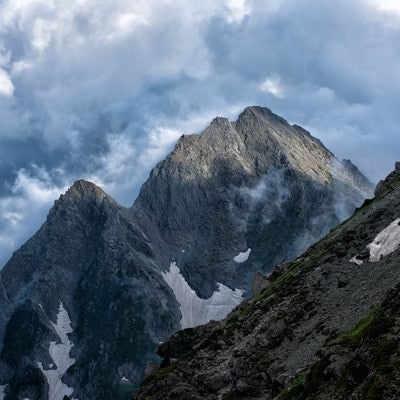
0 0 399 266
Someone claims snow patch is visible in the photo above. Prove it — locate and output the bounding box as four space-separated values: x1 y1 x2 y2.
38 302 76 400
233 248 251 263
350 256 363 266
368 218 400 262
162 262 244 329
0 385 7 400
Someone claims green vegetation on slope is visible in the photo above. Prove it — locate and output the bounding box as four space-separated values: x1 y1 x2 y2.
277 287 400 400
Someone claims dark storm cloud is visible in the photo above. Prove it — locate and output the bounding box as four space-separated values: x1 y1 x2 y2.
0 0 399 266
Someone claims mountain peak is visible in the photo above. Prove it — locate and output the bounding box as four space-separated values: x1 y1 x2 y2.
69 179 105 195
143 105 369 189
71 179 99 191
202 116 234 138
210 116 230 127
238 105 289 126
42 179 118 226
60 179 113 205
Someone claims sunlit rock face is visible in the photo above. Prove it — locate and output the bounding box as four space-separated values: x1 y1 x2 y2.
0 107 372 400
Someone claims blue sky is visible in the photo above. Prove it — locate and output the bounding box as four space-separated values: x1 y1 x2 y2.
0 0 399 266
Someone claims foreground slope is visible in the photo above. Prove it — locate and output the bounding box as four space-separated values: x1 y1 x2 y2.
0 106 371 399
136 163 400 400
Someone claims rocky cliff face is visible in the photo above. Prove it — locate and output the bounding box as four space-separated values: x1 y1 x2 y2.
135 165 400 400
0 106 371 400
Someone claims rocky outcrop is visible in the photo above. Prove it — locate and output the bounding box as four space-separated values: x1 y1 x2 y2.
135 165 400 400
0 107 372 400
374 161 400 197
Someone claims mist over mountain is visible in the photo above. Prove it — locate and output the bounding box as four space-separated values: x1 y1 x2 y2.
0 106 371 400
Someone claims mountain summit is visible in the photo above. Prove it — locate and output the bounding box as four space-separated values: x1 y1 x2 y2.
0 106 372 399
133 106 371 297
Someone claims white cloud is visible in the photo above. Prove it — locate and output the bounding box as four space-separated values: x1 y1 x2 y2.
32 19 57 51
225 0 251 23
3 212 23 228
87 133 137 198
370 0 400 14
0 68 14 97
0 0 221 145
103 12 149 42
139 127 182 167
260 75 284 98
98 134 137 182
0 167 67 266
86 126 180 203
12 168 65 204
11 60 34 74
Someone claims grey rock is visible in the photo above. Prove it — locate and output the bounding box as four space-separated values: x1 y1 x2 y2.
252 272 270 295
374 161 400 197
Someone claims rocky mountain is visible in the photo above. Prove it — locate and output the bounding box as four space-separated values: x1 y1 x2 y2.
133 106 371 298
0 181 180 400
0 106 371 400
135 163 400 400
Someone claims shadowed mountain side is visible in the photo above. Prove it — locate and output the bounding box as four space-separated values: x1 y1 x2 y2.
135 165 400 400
0 180 180 398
